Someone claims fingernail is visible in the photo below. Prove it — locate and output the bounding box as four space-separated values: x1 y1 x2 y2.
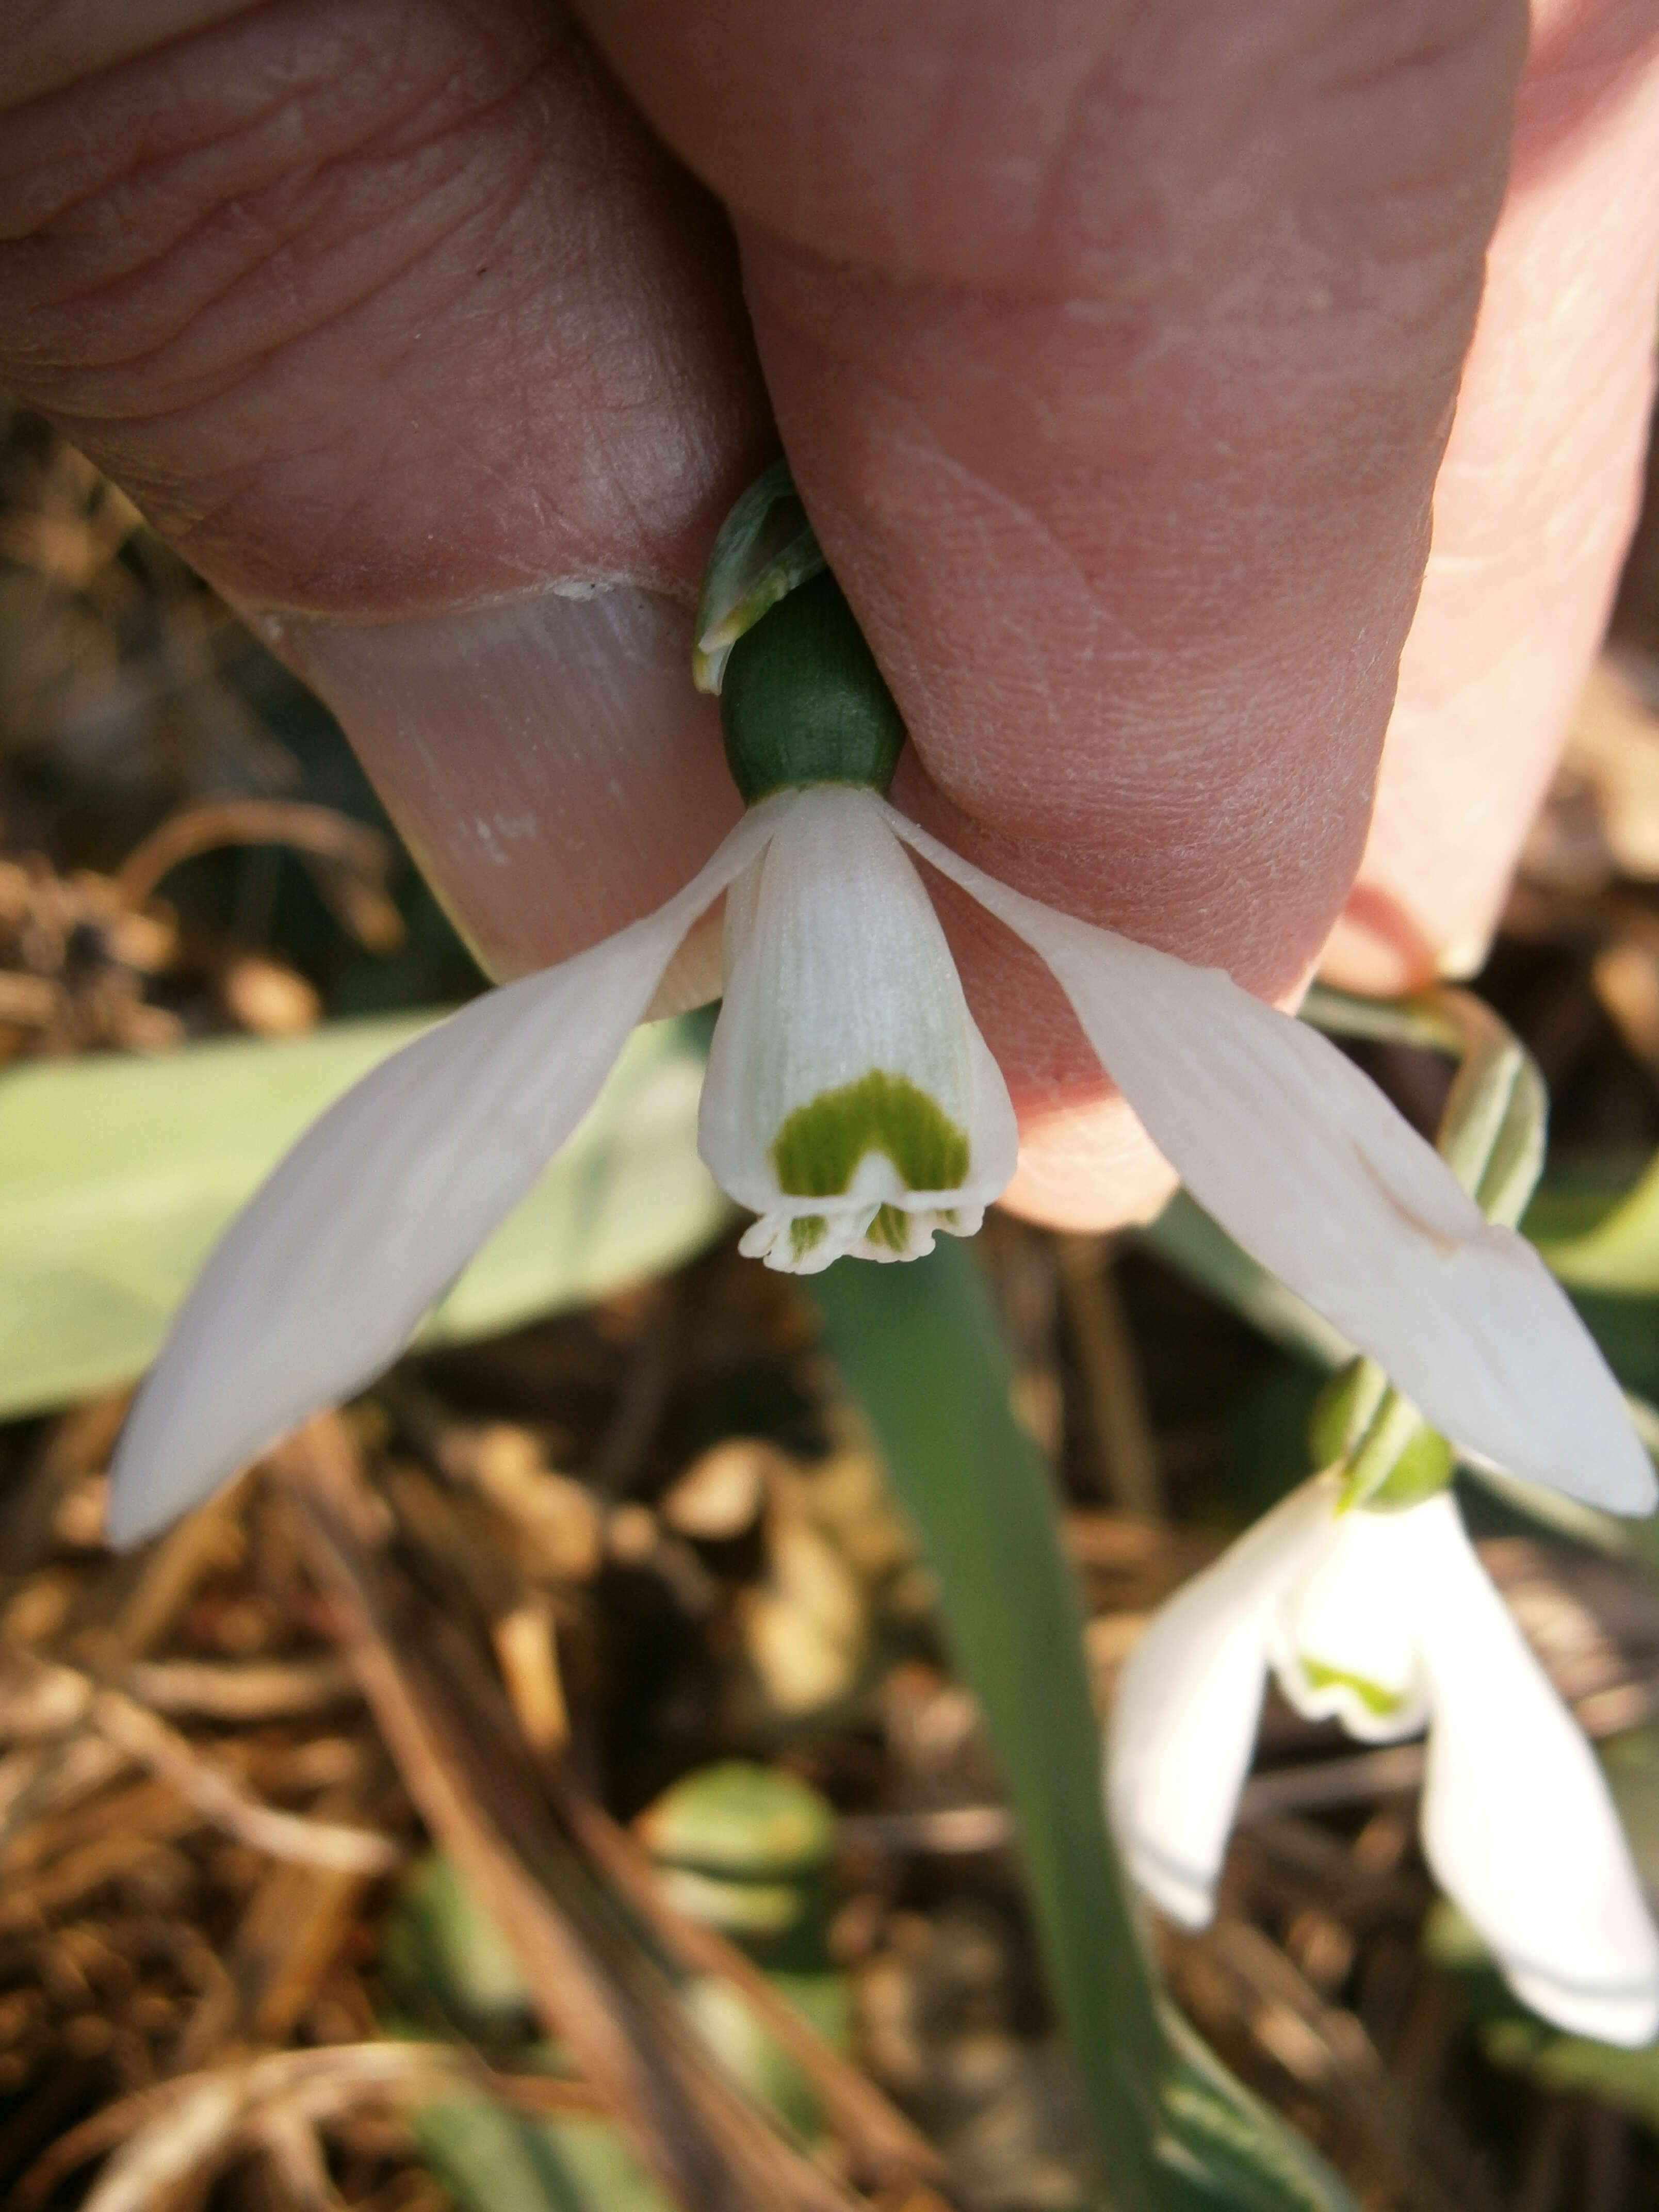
252 585 741 981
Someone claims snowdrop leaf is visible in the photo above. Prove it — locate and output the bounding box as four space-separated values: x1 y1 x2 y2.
1537 1146 1659 1293
1474 2008 1659 2133
1409 1498 1659 2045
0 1017 728 1424
107 805 784 1544
415 2097 674 2212
890 808 1655 1514
1141 1189 1353 1369
1110 1481 1337 1927
810 1243 1357 2212
692 458 824 695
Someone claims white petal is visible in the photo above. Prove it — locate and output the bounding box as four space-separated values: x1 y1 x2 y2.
738 1199 883 1274
1107 1478 1337 1927
887 806 1653 1514
736 1185 989 1275
1407 1494 1659 2044
700 786 1017 1271
1269 1500 1431 1743
107 802 789 1545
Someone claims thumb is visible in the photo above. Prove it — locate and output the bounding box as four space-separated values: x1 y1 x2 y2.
573 0 1530 1218
0 0 770 973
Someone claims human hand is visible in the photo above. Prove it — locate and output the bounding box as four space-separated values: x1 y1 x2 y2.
5 1 1657 1228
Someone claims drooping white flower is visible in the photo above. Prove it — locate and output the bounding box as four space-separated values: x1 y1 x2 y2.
1108 1474 1659 2045
105 473 1656 1544
699 783 1017 1272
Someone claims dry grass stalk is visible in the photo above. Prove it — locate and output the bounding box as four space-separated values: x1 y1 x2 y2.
87 1683 400 1876
547 1763 949 2197
115 799 403 954
120 1654 359 1721
0 1784 202 1934
16 2041 605 2212
1055 1238 1164 1518
0 1649 397 1873
378 1423 946 2194
275 1414 877 2212
250 2099 349 2212
1193 1916 1478 2212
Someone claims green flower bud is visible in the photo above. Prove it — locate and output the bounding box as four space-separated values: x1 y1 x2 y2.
719 568 907 803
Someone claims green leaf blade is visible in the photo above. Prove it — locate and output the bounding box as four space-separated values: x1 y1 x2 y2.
0 1013 730 1418
805 1242 1357 2212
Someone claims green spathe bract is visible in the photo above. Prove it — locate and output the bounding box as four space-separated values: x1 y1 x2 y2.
692 458 826 695
720 570 907 803
770 1067 970 1198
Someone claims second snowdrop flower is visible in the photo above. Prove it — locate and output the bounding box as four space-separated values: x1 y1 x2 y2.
1108 1467 1659 2045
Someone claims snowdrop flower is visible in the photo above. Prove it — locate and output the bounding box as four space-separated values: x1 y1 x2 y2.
108 467 1654 1543
1109 1470 1659 2044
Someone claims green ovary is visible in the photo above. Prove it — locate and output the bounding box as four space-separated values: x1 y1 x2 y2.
1298 1657 1405 1719
771 1070 970 1201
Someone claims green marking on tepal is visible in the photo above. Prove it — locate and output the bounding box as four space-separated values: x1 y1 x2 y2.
869 1204 911 1254
1299 1658 1405 1719
789 1215 828 1262
720 569 907 802
772 1070 969 1199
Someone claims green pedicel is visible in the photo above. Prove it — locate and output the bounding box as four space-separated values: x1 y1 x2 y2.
720 570 907 803
1308 1357 1455 1512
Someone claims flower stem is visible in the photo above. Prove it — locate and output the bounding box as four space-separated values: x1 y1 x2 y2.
1307 985 1552 1510
806 1241 1356 2211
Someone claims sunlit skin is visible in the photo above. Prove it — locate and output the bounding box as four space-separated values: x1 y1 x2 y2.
4 1 1658 1230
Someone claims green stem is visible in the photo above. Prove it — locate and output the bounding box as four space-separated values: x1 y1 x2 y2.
806 1244 1167 2205
1339 1382 1428 1511
807 1242 1355 2212
1307 983 1553 1508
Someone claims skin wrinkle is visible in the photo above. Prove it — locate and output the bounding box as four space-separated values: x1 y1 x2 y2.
8 5 489 243
1519 0 1659 172
27 165 497 396
1325 10 1659 990
573 1 1519 290
50 193 518 551
10 1 1658 1232
7 2 266 112
16 48 562 387
753 281 1409 952
1 1 770 606
659 10 1507 989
